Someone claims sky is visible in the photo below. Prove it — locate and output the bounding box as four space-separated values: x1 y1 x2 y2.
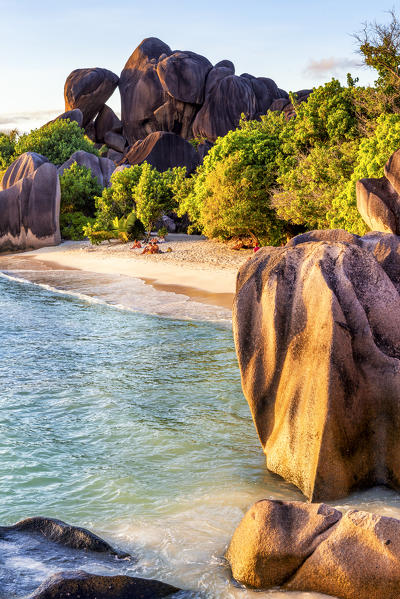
0 0 399 132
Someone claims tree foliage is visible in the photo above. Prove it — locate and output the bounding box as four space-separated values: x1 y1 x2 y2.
59 162 103 216
13 119 98 166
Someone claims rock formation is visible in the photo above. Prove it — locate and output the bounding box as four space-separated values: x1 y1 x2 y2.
0 161 60 251
58 150 115 188
269 89 312 120
29 571 180 599
233 230 400 501
49 108 84 128
0 151 49 191
64 67 119 127
124 131 199 173
357 149 400 234
226 499 400 599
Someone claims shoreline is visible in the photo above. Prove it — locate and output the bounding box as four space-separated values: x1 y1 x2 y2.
0 236 252 312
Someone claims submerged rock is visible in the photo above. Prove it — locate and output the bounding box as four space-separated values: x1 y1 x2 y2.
233 230 400 501
0 162 60 251
28 570 180 599
226 499 400 599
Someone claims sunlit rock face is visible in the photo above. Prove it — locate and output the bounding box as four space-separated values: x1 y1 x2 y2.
124 131 199 173
226 498 400 599
233 230 400 501
357 149 400 234
0 161 60 251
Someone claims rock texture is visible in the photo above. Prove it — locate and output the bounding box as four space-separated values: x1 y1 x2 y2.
118 37 286 145
64 68 119 127
58 150 115 187
0 162 60 251
269 89 312 120
28 570 180 599
124 131 199 173
226 499 400 599
50 108 84 128
94 104 123 143
356 149 400 234
0 517 126 556
233 230 400 501
0 152 49 191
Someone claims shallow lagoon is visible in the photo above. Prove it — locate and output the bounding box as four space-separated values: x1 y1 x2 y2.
1 271 400 598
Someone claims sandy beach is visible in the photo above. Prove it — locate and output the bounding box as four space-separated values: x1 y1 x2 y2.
0 235 253 311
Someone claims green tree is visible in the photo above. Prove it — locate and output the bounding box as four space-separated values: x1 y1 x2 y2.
0 129 17 170
13 119 98 166
134 163 177 235
59 162 103 216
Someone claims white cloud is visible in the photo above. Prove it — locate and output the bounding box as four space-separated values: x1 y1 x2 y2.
304 57 361 77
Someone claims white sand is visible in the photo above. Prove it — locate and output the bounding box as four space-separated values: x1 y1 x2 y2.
19 236 253 309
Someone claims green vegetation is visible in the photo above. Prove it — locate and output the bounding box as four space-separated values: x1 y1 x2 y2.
0 130 17 170
13 120 98 167
60 212 96 240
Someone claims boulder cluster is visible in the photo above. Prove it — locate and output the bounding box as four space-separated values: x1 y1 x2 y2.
233 229 400 501
226 498 400 599
62 37 305 170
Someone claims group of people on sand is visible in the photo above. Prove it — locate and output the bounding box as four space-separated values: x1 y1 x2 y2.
130 237 172 255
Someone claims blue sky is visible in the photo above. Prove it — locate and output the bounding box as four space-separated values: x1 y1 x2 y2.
0 0 398 131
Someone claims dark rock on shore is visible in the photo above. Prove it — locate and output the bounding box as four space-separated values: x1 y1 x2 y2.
28 570 180 599
124 131 199 173
0 152 49 191
58 150 115 187
233 230 400 501
64 67 119 127
0 516 126 556
226 499 400 599
0 162 60 251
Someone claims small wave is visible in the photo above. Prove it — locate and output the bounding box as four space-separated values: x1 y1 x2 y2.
0 270 232 325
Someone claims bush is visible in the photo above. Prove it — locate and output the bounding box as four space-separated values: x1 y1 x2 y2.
177 112 286 245
60 212 95 240
0 130 17 170
13 119 98 166
93 165 144 230
329 113 400 233
59 162 103 216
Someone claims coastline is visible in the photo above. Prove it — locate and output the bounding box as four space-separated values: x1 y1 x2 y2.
0 236 252 312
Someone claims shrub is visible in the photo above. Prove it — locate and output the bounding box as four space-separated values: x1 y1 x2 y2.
59 162 103 216
329 113 400 233
0 129 17 170
134 163 178 235
13 119 98 166
177 112 286 245
60 212 95 240
93 165 144 230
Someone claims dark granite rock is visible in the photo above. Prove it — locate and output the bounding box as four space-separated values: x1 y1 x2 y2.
50 108 84 128
107 149 124 162
104 131 127 153
0 162 60 251
157 50 212 104
64 68 119 127
94 105 123 142
124 131 199 173
0 152 49 191
0 516 125 556
192 74 256 142
28 570 180 599
58 150 115 187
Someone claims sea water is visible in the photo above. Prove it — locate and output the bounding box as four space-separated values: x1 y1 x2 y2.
1 270 400 598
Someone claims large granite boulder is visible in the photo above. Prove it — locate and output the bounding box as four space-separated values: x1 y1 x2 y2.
157 50 212 104
226 499 400 599
0 162 60 251
233 230 400 501
64 68 119 127
94 104 123 143
49 108 84 128
124 131 199 173
58 150 115 187
0 152 49 191
28 571 180 599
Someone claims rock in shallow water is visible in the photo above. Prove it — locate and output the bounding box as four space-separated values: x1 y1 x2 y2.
226 499 400 599
233 230 400 501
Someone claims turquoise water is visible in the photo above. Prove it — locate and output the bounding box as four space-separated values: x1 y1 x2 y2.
2 271 399 598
